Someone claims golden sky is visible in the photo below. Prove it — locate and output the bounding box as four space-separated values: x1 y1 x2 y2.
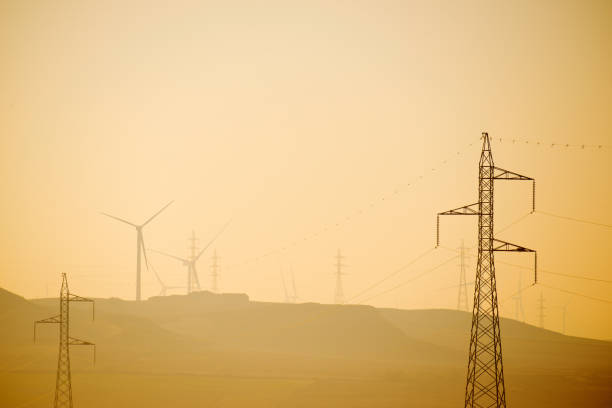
1 0 611 339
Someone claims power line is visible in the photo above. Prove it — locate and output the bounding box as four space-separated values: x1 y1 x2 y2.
357 254 458 304
496 212 533 234
536 210 612 229
497 260 612 284
347 247 436 303
496 137 611 150
225 141 477 271
538 283 612 305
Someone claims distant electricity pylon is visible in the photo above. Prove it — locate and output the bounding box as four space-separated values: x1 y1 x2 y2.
101 201 173 301
538 289 546 329
334 249 346 304
561 303 568 335
437 132 537 408
513 273 526 323
281 269 298 303
188 230 201 291
457 241 470 312
152 223 229 295
211 249 219 292
34 273 95 408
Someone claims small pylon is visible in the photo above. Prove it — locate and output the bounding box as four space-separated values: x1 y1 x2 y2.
188 230 201 293
211 249 219 293
334 249 346 304
34 273 95 408
457 241 470 311
538 289 546 329
513 273 526 323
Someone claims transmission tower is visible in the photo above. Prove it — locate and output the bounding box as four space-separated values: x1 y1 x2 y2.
334 249 347 304
538 289 546 329
457 241 470 311
211 249 219 293
512 273 526 322
280 269 298 303
561 303 569 335
437 132 537 408
34 273 95 408
188 230 201 293
290 269 299 303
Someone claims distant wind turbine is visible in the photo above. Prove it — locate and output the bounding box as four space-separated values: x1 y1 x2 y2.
101 201 173 301
146 258 185 297
151 222 230 294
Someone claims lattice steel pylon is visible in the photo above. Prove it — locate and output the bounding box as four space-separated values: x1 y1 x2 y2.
458 241 470 311
334 249 346 304
211 249 219 293
437 132 537 408
537 289 546 329
34 273 95 408
512 273 526 323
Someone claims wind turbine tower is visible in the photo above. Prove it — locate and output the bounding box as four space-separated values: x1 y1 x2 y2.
101 201 173 301
34 273 95 408
334 249 346 304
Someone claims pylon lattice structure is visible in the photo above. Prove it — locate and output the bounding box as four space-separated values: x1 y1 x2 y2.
188 230 201 293
513 274 526 322
458 241 470 311
437 132 537 408
538 290 546 329
211 249 219 292
334 249 346 304
34 273 95 408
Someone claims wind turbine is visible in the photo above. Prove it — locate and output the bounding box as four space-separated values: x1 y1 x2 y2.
147 257 185 296
151 222 230 294
101 201 173 301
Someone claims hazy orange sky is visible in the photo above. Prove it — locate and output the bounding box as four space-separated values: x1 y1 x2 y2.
1 0 611 339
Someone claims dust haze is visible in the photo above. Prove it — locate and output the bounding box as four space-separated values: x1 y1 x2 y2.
1 1 611 407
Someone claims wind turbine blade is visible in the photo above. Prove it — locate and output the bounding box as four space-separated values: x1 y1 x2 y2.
142 201 174 227
192 264 201 290
149 248 188 263
195 220 232 261
141 236 166 288
100 212 138 227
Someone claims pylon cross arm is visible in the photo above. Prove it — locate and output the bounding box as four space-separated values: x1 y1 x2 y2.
68 293 93 302
68 337 94 346
33 315 61 342
493 239 538 284
69 292 96 321
439 202 480 216
492 239 535 252
69 337 96 364
493 166 533 180
35 315 61 324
